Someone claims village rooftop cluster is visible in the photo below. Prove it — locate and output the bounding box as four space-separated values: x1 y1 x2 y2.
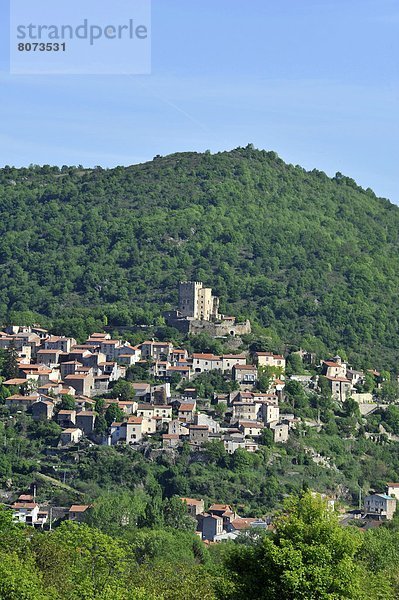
1 282 398 534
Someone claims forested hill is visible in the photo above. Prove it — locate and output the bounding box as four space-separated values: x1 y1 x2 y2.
1 146 399 367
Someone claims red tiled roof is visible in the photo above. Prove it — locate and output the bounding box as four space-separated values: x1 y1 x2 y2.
18 494 33 501
7 395 37 401
69 505 91 512
209 503 231 511
239 421 264 428
127 417 143 424
192 353 221 360
181 497 203 506
230 518 257 530
179 402 195 411
256 352 284 359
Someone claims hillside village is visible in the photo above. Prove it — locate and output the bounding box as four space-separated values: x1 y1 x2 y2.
1 282 399 540
0 323 291 452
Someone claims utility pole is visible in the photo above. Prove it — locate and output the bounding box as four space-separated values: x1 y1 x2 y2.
358 486 362 510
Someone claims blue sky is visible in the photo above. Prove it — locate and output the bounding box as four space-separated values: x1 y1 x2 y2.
0 0 398 202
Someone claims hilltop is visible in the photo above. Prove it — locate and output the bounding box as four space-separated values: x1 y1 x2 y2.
1 146 399 367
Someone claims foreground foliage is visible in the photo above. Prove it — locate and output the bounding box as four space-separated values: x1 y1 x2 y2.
2 494 399 599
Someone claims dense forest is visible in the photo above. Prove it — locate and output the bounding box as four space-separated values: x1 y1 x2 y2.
1 145 399 367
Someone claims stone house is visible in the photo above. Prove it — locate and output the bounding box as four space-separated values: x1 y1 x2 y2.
178 401 197 423
162 433 180 448
168 419 189 436
325 376 352 402
189 424 209 445
152 361 170 378
346 369 365 387
387 483 399 498
153 405 173 421
76 411 97 435
238 421 264 437
110 422 125 445
69 505 91 522
270 422 289 443
364 493 397 520
97 361 123 381
11 501 40 524
321 357 347 378
5 394 38 411
224 437 259 453
36 349 65 367
140 340 173 361
116 400 138 415
141 417 157 436
64 373 94 397
198 513 223 541
60 361 83 378
137 404 155 419
115 343 142 364
44 336 77 353
60 428 83 446
255 352 286 370
31 400 55 421
232 402 260 422
194 412 220 433
124 416 144 443
74 397 95 412
99 339 122 361
170 348 189 363
221 355 247 372
166 365 192 381
180 497 205 517
192 353 222 373
262 403 280 424
93 375 111 394
232 364 258 386
57 410 77 428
